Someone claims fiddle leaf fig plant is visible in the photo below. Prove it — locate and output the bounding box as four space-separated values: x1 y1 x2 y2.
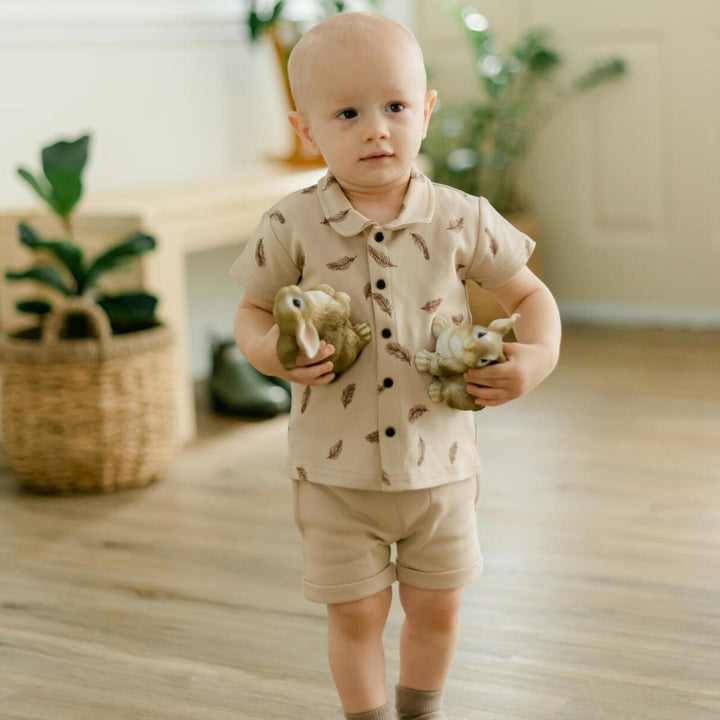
6 134 160 338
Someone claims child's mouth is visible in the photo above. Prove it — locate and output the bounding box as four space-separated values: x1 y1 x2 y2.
361 152 393 162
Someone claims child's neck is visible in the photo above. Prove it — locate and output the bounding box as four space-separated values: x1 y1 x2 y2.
342 176 409 227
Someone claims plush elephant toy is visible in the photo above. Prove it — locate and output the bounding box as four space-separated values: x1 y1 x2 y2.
274 283 371 376
414 313 520 411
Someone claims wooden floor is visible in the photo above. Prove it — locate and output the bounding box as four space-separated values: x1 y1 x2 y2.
1 325 720 720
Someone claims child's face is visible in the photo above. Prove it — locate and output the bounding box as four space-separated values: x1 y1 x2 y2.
289 31 436 192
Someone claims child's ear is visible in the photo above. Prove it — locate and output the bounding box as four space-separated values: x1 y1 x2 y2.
288 111 321 155
421 90 438 139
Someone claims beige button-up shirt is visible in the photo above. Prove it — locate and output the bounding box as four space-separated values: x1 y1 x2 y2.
230 169 534 492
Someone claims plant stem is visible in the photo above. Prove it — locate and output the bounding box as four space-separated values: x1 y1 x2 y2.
61 215 75 242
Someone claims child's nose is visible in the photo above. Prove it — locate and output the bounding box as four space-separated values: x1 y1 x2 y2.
362 113 389 141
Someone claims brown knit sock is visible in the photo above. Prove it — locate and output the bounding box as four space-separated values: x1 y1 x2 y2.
344 702 392 720
395 685 447 720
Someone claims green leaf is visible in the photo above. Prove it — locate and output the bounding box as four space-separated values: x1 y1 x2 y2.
83 232 157 289
574 57 628 92
16 299 53 316
17 222 84 288
41 134 91 218
16 168 55 208
5 266 73 296
18 222 44 248
247 1 284 41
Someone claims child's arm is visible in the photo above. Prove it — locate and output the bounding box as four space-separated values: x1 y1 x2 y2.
464 266 561 406
234 292 336 385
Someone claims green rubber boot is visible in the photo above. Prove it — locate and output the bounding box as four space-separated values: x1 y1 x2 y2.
209 341 290 418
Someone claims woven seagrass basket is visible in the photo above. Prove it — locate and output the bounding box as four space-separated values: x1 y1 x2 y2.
0 298 177 493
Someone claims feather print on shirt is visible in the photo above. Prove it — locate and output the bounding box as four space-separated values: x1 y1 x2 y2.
411 232 430 260
408 405 429 423
300 386 311 414
321 209 350 226
368 245 396 268
326 255 357 271
341 384 356 408
417 437 426 466
421 298 443 313
372 293 393 317
484 227 499 256
254 238 266 268
386 343 412 365
327 440 343 460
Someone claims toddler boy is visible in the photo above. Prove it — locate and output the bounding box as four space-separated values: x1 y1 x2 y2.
232 11 561 719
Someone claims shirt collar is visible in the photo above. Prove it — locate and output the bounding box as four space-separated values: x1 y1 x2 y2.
317 167 436 238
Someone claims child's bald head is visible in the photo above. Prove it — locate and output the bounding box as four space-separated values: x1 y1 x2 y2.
288 12 427 114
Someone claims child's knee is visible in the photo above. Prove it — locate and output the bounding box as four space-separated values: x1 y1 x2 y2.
328 588 392 638
399 585 463 631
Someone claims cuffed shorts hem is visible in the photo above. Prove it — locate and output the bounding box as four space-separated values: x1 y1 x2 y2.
302 562 397 604
396 555 483 590
302 556 483 604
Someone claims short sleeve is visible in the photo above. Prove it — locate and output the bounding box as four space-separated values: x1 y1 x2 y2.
229 210 302 303
466 197 535 289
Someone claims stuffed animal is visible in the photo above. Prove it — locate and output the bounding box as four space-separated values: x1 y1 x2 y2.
414 313 520 411
274 283 371 375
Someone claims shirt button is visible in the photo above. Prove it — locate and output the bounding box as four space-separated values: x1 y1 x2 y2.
374 232 384 242
383 377 394 388
381 328 392 339
376 279 386 290
385 427 396 437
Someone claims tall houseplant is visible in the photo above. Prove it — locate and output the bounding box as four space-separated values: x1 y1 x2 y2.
420 7 627 324
422 7 628 215
0 134 176 493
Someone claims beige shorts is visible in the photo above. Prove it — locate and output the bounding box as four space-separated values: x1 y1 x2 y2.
292 476 483 604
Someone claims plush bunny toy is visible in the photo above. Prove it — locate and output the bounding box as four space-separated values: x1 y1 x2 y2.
274 283 372 376
414 313 520 411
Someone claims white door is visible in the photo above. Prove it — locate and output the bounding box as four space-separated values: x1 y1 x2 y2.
416 0 720 325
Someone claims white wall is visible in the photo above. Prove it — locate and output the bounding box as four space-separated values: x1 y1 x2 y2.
0 0 411 378
0 0 288 208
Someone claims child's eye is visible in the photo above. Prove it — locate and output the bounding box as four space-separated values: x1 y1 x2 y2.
386 102 405 113
337 109 358 120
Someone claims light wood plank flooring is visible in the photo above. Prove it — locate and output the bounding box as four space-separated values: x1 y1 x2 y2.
1 325 719 720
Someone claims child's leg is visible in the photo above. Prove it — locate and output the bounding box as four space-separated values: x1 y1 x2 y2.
327 586 393 715
396 584 463 719
398 584 462 689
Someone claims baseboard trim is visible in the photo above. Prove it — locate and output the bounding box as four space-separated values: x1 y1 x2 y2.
559 301 720 330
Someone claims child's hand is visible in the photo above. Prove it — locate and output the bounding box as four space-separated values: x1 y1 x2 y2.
285 340 336 386
256 324 336 386
463 341 555 407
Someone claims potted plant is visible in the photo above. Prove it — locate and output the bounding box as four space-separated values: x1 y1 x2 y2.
422 9 627 213
420 7 627 321
0 134 177 493
243 0 381 165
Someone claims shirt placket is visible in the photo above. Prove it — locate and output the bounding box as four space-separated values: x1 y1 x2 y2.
366 226 405 489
